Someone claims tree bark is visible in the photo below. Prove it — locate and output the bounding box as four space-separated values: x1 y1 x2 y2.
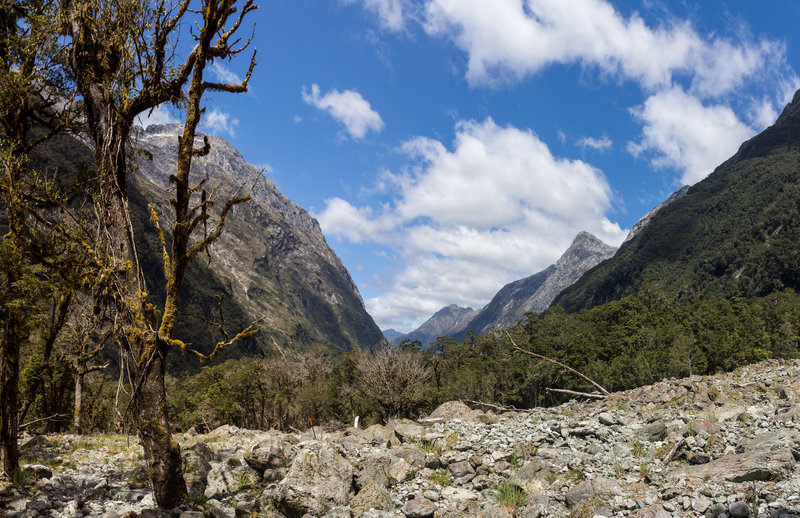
0 286 20 476
73 371 82 435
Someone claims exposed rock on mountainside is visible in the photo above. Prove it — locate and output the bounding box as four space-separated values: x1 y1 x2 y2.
393 305 479 346
451 232 616 340
622 186 689 244
556 88 800 312
130 125 384 363
6 360 800 517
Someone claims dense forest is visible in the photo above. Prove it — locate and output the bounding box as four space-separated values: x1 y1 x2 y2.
20 286 796 436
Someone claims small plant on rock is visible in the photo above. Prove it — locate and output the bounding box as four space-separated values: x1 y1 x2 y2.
566 469 585 482
416 440 438 453
431 469 452 487
495 480 526 512
630 438 647 458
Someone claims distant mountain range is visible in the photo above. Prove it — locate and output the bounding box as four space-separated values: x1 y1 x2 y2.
555 88 800 312
388 231 619 345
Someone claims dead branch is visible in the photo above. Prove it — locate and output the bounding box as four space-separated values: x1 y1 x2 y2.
505 330 610 396
464 400 535 413
660 439 686 466
545 387 607 399
20 413 69 431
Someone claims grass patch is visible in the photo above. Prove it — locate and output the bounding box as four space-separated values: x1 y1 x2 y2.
495 480 526 511
431 469 452 487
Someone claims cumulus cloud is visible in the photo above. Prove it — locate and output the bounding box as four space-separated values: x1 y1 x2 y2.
203 108 239 137
135 103 179 128
302 84 385 140
628 87 755 185
345 0 410 31
316 118 628 330
577 135 613 152
422 0 783 96
209 62 243 85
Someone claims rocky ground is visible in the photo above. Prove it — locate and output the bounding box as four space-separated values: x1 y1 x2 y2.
3 359 800 518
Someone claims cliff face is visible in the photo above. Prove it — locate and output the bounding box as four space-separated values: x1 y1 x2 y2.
130 125 383 365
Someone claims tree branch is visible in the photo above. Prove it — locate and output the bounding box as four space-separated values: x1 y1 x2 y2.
506 330 610 396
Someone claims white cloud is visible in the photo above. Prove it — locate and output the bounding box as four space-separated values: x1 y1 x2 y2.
627 87 755 185
203 108 239 137
345 0 410 31
316 118 628 330
577 135 613 152
422 0 784 97
209 62 243 85
302 84 385 140
135 103 179 128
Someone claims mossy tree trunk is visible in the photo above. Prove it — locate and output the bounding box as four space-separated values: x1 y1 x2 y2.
61 0 257 508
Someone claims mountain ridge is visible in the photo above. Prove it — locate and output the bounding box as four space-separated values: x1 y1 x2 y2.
554 88 800 312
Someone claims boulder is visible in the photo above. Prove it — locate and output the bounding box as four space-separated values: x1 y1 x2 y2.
401 497 436 518
565 477 621 508
429 401 485 422
350 482 392 517
204 458 260 499
260 442 354 517
361 424 400 447
357 454 393 489
181 442 213 498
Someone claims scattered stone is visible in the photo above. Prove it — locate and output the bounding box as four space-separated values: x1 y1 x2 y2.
401 497 436 518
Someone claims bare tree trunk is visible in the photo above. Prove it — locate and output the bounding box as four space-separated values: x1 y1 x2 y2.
74 371 83 435
0 291 20 476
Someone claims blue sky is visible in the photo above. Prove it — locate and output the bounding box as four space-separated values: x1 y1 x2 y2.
142 0 800 333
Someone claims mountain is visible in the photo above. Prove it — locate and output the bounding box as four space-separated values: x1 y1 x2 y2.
130 125 384 365
622 185 689 244
382 329 405 342
393 305 479 345
33 125 384 369
452 232 616 339
555 88 800 312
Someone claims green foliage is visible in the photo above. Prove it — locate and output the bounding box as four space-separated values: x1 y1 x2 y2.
431 469 452 487
556 114 800 313
630 438 647 458
495 480 526 510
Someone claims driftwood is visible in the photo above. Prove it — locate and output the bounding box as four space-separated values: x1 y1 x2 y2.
545 387 608 399
660 439 686 466
505 331 610 397
465 400 537 413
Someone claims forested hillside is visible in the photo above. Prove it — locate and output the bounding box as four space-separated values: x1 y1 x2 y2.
555 89 800 312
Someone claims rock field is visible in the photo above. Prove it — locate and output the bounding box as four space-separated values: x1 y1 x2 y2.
3 359 800 518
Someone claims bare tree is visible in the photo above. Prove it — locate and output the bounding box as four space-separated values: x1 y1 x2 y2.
357 347 430 420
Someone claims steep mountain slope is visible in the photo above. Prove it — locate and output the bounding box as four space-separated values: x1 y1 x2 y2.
555 89 800 312
31 126 383 370
130 125 384 365
453 232 616 339
621 185 689 244
394 305 479 345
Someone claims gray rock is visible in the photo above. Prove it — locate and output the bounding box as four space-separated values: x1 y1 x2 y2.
357 454 393 489
401 497 436 518
260 442 354 517
350 482 391 517
729 501 752 517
